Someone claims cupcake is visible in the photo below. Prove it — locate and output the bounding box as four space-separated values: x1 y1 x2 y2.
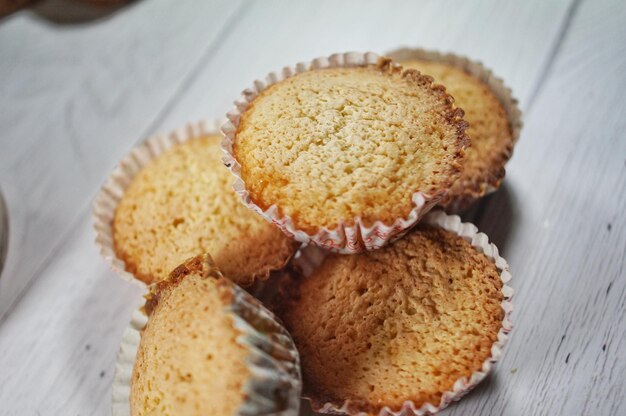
222 52 469 253
113 253 301 416
388 48 522 212
94 120 299 287
272 211 512 415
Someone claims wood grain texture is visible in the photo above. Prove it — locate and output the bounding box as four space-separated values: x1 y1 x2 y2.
0 214 144 415
1 0 624 415
0 0 246 319
153 0 574 132
467 0 626 414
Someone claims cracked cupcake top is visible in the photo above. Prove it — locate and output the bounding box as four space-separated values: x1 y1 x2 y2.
233 59 468 232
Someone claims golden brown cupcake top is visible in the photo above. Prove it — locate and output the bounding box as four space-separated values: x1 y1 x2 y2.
112 134 298 286
275 224 504 414
234 58 468 233
131 254 250 416
400 58 515 210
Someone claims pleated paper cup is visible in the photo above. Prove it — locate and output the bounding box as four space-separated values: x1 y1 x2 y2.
112 254 302 416
387 47 523 213
288 210 513 416
92 119 223 287
221 51 468 254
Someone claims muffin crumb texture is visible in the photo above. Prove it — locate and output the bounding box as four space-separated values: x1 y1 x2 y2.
131 256 249 416
112 134 297 286
235 64 467 232
401 59 513 209
278 224 504 414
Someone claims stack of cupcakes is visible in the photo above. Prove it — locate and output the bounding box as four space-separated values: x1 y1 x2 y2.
95 49 520 416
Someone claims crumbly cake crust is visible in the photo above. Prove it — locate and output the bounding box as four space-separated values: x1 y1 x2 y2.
144 253 229 316
112 134 298 286
275 224 504 414
233 57 468 233
390 48 521 212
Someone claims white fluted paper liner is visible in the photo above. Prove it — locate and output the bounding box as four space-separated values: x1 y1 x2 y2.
292 210 513 416
387 47 523 213
112 278 302 415
221 51 452 254
112 308 147 416
92 119 224 287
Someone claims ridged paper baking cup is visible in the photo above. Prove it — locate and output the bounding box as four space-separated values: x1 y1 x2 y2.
221 51 466 254
112 256 302 416
92 119 223 286
291 210 513 416
387 47 523 213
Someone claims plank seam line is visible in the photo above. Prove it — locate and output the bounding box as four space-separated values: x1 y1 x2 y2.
0 0 250 326
525 0 584 113
471 0 585 226
135 0 251 139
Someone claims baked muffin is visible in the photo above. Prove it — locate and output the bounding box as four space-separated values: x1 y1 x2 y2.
224 53 468 251
389 48 521 211
112 133 298 286
273 213 511 415
129 253 301 416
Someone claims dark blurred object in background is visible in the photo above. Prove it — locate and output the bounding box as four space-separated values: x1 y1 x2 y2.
0 0 35 18
82 0 128 4
1 0 133 23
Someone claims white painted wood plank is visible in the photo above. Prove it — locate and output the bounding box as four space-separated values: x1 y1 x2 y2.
0 0 245 319
464 0 626 414
153 0 573 133
0 215 144 415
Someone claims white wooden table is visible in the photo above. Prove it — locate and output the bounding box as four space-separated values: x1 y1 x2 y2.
0 0 624 414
